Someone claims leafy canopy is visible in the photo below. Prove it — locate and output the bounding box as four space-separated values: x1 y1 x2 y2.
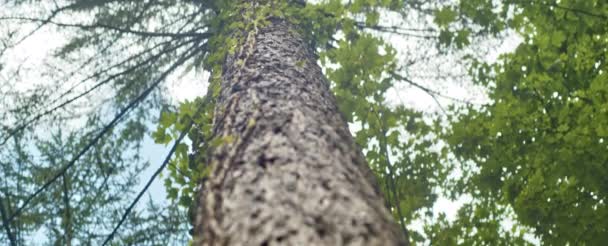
445 0 608 245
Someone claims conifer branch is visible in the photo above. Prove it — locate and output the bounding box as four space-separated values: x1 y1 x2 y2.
0 37 199 146
3 42 204 225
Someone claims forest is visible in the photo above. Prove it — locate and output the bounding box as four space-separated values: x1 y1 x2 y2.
0 0 606 245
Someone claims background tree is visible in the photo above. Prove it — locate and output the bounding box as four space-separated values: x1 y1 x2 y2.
440 0 608 245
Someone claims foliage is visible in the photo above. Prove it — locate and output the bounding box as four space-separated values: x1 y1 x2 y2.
445 0 608 245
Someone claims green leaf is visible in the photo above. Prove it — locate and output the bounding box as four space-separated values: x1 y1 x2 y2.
159 110 177 128
434 7 457 28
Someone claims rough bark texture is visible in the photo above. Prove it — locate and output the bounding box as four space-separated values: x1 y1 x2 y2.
193 16 406 245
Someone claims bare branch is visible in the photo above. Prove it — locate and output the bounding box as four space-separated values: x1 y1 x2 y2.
356 22 438 39
391 71 480 106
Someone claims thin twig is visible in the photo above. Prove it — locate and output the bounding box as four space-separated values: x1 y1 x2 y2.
391 71 479 106
355 22 438 39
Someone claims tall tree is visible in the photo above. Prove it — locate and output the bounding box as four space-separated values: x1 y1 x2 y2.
190 1 405 245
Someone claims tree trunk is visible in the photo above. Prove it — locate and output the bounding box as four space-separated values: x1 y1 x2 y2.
193 9 406 246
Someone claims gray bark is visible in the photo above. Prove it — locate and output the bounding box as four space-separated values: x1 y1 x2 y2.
193 16 406 246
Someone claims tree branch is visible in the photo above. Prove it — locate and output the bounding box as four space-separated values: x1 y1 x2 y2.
0 16 212 39
0 37 199 146
547 2 607 19
101 94 210 246
355 22 438 39
0 194 17 246
391 71 480 106
3 42 203 225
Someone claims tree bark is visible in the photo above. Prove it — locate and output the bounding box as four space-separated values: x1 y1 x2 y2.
193 12 406 246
